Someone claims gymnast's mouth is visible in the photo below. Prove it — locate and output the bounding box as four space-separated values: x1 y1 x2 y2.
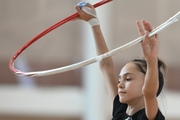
118 91 127 95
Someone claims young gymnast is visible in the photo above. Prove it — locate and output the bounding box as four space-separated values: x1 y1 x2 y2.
75 2 166 120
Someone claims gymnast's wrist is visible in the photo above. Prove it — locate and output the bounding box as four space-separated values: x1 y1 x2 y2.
88 18 100 26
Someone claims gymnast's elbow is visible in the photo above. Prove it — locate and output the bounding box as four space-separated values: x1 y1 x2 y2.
142 86 157 98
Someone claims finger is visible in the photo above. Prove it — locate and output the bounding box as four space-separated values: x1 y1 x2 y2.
142 20 153 32
136 21 145 36
142 30 149 45
145 30 149 40
87 3 94 9
75 5 84 15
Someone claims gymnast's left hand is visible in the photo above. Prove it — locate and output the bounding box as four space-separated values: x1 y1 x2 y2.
136 20 159 62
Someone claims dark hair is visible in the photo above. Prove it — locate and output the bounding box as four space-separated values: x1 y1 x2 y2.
130 58 166 97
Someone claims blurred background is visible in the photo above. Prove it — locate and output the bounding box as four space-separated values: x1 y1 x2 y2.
0 0 180 120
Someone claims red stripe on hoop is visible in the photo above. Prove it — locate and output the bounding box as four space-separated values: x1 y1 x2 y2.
9 0 113 75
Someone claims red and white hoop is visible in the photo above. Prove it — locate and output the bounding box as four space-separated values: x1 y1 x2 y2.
9 0 180 77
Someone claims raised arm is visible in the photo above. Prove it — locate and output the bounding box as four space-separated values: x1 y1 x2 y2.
75 3 118 102
136 20 159 119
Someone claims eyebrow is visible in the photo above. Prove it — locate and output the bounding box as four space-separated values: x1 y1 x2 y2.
118 72 135 79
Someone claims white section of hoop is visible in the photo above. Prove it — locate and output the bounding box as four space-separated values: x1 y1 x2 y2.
14 11 180 77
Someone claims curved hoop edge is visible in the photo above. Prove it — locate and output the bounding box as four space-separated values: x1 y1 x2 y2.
9 0 113 77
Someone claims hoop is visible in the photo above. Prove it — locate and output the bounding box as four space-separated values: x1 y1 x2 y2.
9 2 180 77
9 0 113 76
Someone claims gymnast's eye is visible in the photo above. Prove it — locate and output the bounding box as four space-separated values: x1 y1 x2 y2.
126 78 131 81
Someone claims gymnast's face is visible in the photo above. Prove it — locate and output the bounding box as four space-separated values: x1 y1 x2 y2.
117 62 145 104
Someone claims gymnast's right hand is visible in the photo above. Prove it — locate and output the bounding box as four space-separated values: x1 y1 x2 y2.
75 2 99 26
